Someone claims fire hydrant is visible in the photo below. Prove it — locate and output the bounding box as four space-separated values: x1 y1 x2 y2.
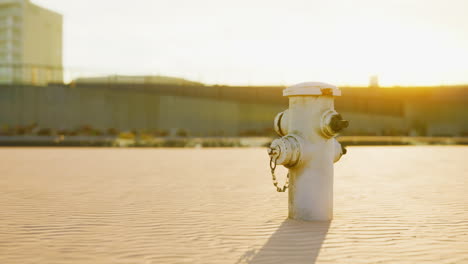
267 82 348 221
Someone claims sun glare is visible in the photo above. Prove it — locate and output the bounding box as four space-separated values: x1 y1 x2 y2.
285 19 468 87
31 0 468 86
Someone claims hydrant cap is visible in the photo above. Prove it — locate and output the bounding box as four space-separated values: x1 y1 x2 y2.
283 82 341 97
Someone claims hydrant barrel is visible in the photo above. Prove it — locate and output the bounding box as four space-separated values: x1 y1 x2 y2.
269 82 347 221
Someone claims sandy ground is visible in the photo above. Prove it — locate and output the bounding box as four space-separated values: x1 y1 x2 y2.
0 146 467 264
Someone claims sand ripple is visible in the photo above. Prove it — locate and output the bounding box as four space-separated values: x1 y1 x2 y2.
0 147 467 263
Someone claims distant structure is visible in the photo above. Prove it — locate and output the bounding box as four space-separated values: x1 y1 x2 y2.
0 0 62 85
369 75 379 88
73 75 203 86
1 82 467 138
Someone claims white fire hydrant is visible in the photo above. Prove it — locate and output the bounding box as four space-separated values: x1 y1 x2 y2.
268 82 348 221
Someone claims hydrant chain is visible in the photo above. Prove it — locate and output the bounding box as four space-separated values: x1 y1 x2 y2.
269 154 289 192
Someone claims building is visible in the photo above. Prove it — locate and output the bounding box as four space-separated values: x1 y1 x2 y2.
73 75 203 86
369 75 379 88
0 0 62 85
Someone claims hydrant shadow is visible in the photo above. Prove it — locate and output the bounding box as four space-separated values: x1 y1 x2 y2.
247 219 330 264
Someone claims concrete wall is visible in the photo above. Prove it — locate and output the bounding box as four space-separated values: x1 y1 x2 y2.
0 84 286 136
1 84 467 137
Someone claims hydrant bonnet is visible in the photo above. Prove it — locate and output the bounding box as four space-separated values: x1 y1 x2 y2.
283 82 342 97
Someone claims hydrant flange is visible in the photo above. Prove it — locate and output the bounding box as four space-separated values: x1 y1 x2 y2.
321 110 349 138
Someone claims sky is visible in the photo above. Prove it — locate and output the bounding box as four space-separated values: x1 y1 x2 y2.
33 0 468 86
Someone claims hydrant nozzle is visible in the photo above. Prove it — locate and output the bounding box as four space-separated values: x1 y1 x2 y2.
268 82 349 221
330 114 349 132
268 135 301 167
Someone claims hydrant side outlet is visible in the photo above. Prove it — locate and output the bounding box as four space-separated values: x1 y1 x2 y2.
273 110 289 137
268 82 348 221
